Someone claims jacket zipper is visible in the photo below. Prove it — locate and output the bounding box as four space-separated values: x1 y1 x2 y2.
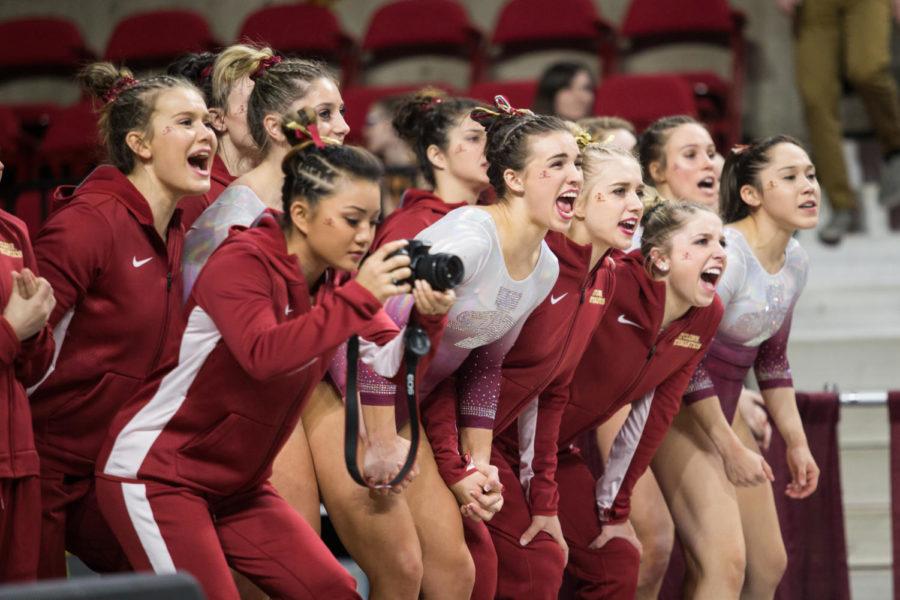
531 267 598 402
148 230 177 370
611 317 694 412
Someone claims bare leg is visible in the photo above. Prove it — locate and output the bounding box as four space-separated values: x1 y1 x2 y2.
596 407 674 600
271 414 321 533
652 409 746 599
732 413 787 600
403 422 476 600
302 383 424 600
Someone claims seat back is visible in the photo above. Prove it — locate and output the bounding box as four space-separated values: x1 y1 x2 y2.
238 4 357 84
619 0 745 146
105 10 218 70
0 17 94 77
490 0 616 78
361 0 483 86
594 74 698 132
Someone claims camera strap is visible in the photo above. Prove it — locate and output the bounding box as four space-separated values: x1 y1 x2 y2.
344 322 429 488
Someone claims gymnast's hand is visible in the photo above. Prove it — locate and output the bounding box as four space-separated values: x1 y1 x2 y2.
589 519 642 555
3 269 55 341
785 443 819 499
519 515 568 564
363 434 419 496
411 279 455 316
451 464 504 522
738 388 772 451
722 440 774 487
356 240 413 303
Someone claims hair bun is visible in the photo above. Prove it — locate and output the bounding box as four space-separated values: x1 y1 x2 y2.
413 86 446 112
78 62 137 105
640 187 667 227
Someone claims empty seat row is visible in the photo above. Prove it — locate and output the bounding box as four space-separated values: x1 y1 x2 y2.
0 0 745 141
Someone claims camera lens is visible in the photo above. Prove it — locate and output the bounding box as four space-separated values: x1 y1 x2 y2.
417 254 464 291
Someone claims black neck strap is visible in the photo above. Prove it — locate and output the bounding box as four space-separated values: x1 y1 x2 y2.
344 323 428 487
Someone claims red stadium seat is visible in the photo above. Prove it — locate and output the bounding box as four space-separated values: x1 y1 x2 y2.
104 10 219 71
361 0 484 86
468 80 537 111
490 0 617 79
593 74 698 132
238 4 358 86
0 17 94 77
38 99 101 181
341 83 457 145
0 17 93 144
620 0 746 147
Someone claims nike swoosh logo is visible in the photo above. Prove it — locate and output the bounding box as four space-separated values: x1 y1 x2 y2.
285 306 294 315
550 293 568 305
617 314 643 329
132 256 153 268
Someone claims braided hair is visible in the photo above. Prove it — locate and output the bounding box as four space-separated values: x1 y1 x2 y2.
215 45 337 155
280 108 383 216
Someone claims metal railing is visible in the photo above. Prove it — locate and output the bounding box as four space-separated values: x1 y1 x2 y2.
838 391 889 405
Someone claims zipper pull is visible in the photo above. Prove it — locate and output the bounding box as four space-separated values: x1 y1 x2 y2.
166 272 172 291
579 288 586 304
647 345 656 359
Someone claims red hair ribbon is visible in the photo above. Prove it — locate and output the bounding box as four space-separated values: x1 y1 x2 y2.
102 75 139 104
200 65 213 80
307 122 325 149
291 123 325 149
250 55 283 80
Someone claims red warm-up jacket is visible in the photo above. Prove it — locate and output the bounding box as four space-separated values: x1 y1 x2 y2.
425 232 615 494
372 188 467 249
537 250 724 524
29 165 185 476
98 214 443 495
178 155 236 229
493 233 614 513
0 211 54 479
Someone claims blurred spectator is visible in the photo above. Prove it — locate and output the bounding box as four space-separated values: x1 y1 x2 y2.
363 96 420 216
781 0 900 243
533 61 596 121
578 115 637 151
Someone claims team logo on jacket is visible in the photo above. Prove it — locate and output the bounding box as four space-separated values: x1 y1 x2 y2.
588 289 605 305
673 332 702 350
0 242 22 258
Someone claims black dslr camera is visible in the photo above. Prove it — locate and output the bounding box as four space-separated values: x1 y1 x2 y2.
389 239 464 291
